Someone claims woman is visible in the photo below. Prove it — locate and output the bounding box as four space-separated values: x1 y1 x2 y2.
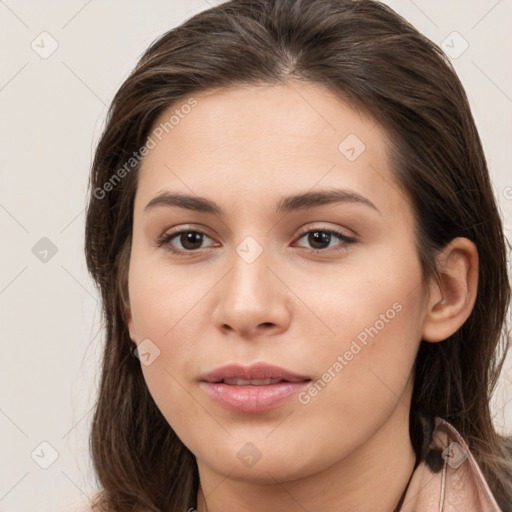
84 0 512 510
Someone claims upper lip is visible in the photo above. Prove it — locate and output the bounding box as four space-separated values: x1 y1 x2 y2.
200 363 311 383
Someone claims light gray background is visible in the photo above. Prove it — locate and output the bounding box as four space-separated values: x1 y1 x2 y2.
1 1 511 510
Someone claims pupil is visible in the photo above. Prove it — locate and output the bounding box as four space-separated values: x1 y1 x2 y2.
310 231 330 249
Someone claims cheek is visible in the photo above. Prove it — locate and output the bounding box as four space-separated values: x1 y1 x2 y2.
291 244 423 398
301 290 421 398
287 291 423 480
291 240 424 355
128 251 214 342
127 254 215 423
293 250 424 436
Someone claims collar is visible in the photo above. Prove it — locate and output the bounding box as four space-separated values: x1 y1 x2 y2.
399 417 502 511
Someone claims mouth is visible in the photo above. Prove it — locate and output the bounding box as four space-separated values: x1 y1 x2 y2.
200 362 311 383
213 378 297 385
199 363 311 412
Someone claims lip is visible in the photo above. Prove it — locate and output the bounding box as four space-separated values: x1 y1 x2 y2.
199 363 311 412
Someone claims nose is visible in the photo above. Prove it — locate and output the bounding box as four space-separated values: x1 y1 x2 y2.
210 244 292 339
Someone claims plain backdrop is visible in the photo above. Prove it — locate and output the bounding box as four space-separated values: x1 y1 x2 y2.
0 1 511 510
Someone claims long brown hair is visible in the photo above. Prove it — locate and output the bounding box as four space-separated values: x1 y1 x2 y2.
84 0 512 510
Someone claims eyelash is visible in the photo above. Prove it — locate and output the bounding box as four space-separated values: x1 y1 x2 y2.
155 227 357 255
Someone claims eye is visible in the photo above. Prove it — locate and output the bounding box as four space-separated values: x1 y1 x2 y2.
294 228 356 253
155 229 216 254
155 226 357 255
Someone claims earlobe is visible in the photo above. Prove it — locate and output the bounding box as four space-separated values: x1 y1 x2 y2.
421 237 479 343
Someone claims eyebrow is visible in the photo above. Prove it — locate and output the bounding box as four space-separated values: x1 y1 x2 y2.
144 188 380 216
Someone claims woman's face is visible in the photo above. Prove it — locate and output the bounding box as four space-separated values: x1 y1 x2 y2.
127 82 428 481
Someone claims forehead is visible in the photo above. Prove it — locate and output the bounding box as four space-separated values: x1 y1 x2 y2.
134 82 405 221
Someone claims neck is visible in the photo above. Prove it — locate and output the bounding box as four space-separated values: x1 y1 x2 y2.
195 401 416 512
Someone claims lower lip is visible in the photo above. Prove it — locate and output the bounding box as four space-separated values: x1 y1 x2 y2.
200 381 310 412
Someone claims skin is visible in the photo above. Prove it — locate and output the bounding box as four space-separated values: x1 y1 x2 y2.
125 81 478 512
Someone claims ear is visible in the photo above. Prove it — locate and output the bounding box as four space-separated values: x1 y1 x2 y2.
421 237 479 343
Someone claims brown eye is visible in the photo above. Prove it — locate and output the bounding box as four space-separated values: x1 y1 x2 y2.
295 229 356 253
156 230 215 253
176 231 205 251
307 231 333 250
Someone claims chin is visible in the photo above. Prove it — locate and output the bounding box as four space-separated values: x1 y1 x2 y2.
195 437 322 484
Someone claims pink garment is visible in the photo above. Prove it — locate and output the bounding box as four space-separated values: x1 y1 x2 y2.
400 417 503 511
